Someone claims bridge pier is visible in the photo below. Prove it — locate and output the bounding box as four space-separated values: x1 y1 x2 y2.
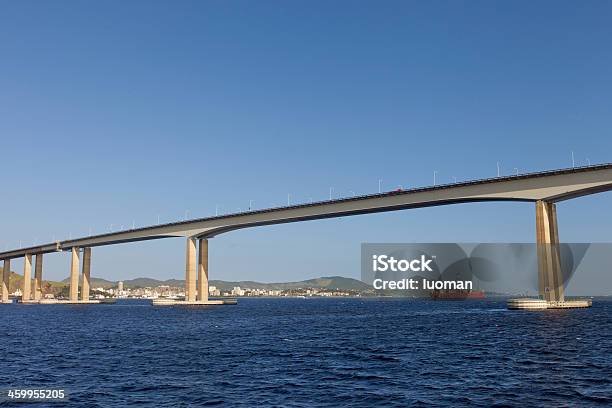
185 238 197 302
153 237 235 306
510 200 590 310
22 254 32 302
33 254 43 301
198 238 209 302
69 247 80 302
81 248 91 301
1 259 10 303
535 200 564 302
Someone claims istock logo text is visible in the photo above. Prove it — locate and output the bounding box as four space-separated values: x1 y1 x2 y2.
372 255 434 272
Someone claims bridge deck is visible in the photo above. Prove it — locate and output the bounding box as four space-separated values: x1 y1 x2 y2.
1 164 611 259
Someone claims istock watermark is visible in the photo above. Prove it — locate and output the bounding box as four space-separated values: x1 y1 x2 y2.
370 253 472 291
361 243 606 299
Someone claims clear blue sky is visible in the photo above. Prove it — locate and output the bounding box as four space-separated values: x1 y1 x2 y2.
1 1 611 294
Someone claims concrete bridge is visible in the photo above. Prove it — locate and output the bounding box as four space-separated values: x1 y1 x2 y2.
2 164 612 305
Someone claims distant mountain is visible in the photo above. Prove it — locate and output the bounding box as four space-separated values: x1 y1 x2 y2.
206 276 370 291
61 276 115 288
207 276 370 291
121 277 165 288
57 275 370 291
90 277 117 288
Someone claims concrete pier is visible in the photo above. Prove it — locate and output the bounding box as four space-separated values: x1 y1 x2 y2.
39 299 101 305
153 237 235 306
197 238 209 302
536 200 565 302
1 259 10 303
33 254 43 301
185 238 197 302
508 298 592 310
152 298 237 306
81 248 91 301
508 200 591 310
69 247 80 302
22 254 32 301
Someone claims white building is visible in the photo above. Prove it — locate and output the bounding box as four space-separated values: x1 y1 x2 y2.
231 286 245 296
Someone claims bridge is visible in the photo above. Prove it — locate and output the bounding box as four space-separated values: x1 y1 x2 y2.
2 164 612 305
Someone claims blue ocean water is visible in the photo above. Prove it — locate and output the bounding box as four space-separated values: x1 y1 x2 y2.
1 298 611 407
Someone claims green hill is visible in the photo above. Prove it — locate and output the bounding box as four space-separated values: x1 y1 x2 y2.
5 271 65 294
61 276 115 288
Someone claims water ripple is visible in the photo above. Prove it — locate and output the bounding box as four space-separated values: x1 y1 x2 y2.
0 298 611 406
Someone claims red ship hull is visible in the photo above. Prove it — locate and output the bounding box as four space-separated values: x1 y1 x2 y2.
430 290 485 300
